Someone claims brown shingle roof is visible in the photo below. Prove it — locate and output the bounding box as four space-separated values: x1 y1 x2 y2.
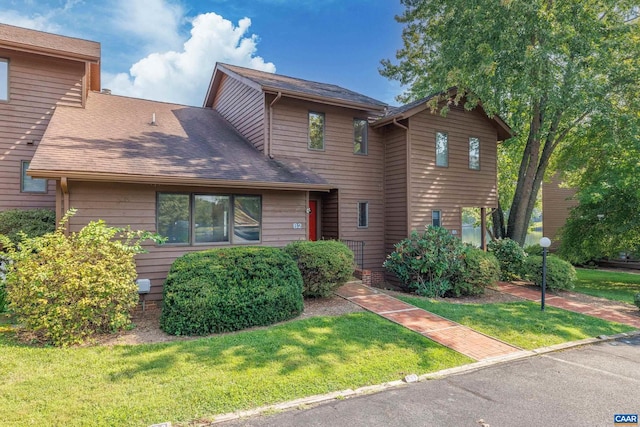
0 23 100 61
206 63 387 111
29 92 331 190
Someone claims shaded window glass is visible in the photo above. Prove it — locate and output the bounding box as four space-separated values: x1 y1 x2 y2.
354 119 368 154
432 210 441 227
234 196 261 242
157 193 190 244
21 161 47 193
469 137 480 170
194 195 230 243
358 201 368 228
436 132 448 167
0 59 7 101
308 112 325 150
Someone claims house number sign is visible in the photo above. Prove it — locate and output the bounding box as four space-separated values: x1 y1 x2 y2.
292 223 303 229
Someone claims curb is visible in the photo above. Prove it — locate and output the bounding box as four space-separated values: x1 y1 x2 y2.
197 329 640 426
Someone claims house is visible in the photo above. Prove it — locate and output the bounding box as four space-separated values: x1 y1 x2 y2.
542 175 577 250
3 24 512 302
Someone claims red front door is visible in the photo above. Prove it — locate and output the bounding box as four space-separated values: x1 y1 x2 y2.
308 200 317 241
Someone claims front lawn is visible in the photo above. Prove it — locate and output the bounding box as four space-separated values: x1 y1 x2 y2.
397 296 635 350
0 312 471 427
574 268 640 304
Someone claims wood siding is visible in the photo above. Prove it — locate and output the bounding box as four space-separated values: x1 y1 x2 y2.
212 74 265 152
0 49 85 211
270 98 386 270
384 125 408 255
64 181 308 301
542 175 577 249
407 106 498 234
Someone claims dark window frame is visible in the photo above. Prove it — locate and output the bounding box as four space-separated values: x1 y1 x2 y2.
156 192 262 246
431 210 442 227
357 201 369 228
469 136 480 170
308 111 325 151
435 131 448 167
0 58 8 102
353 118 368 155
20 161 47 193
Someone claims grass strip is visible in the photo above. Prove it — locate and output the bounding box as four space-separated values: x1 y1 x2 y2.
574 268 640 304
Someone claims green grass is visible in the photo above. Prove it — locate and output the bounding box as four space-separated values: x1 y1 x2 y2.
574 268 640 304
397 296 635 350
0 313 471 427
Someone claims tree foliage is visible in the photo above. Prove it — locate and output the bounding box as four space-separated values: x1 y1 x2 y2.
381 0 640 245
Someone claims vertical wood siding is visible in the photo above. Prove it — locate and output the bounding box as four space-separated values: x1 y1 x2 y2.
542 175 577 249
270 98 386 270
408 106 498 234
212 74 265 152
384 125 408 255
66 181 308 301
0 49 85 211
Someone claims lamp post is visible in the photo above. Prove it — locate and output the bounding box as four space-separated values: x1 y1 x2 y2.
539 237 551 311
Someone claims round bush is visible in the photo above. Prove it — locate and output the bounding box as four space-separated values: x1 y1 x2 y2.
523 244 543 256
522 255 577 291
488 238 527 280
0 208 55 246
284 240 354 298
160 246 304 335
450 248 500 297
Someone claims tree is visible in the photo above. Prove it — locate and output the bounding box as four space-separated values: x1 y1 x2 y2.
381 0 640 245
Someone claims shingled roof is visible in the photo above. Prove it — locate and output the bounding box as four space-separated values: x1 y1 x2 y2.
0 23 100 61
205 63 388 112
29 92 331 191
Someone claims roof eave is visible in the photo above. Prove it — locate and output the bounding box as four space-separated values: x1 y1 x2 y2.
0 40 100 63
262 87 386 113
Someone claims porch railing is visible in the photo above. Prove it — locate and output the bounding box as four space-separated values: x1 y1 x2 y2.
341 239 365 270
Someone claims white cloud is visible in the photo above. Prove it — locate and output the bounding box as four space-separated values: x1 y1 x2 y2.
103 12 275 106
0 9 61 33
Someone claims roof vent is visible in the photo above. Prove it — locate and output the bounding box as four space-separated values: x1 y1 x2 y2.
150 113 157 126
101 88 111 95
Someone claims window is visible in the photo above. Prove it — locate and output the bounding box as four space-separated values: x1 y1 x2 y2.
432 210 441 227
469 137 480 170
353 118 368 154
21 161 47 193
157 193 261 245
435 132 448 167
357 201 369 228
308 112 325 150
0 58 7 101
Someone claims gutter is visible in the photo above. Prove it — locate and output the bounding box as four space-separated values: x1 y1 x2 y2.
391 119 411 235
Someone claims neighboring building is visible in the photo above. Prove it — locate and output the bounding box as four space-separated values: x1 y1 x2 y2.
542 174 577 250
3 25 512 301
0 23 100 211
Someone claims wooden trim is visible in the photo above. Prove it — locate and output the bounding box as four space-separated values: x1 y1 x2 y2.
0 40 99 63
264 88 386 113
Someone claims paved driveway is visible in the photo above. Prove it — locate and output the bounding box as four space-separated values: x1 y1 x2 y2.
217 335 640 427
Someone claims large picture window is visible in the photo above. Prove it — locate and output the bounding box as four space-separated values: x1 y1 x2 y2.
353 118 368 154
435 131 448 167
469 137 480 170
21 161 47 193
157 193 261 245
308 112 325 150
0 58 8 101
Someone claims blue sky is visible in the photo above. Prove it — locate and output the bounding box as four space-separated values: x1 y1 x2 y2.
1 0 406 107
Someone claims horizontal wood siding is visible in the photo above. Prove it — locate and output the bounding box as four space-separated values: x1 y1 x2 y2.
542 175 577 249
270 98 386 270
66 181 306 301
212 74 265 152
0 49 85 211
408 106 498 235
384 125 408 255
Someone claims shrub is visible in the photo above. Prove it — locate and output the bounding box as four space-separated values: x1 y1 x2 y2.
1 210 160 346
634 293 640 311
522 255 577 291
160 246 304 335
488 238 527 280
384 226 466 297
524 243 543 256
0 208 56 246
0 253 8 313
450 248 500 297
284 240 354 298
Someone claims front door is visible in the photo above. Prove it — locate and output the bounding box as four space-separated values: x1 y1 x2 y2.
308 200 318 241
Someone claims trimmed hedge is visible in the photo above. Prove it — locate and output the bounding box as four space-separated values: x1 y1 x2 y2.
488 238 527 280
450 248 500 297
522 255 577 291
0 209 55 246
284 240 354 298
160 246 304 335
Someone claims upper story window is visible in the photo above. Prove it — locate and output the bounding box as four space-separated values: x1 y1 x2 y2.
21 161 47 193
0 58 8 101
353 118 368 155
308 112 325 150
357 201 369 228
469 137 480 170
432 210 441 227
435 131 448 167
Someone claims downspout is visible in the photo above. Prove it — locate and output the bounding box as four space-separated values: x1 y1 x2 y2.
60 177 70 236
391 118 411 236
268 92 282 159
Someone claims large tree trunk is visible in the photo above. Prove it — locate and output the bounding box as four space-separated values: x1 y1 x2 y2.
491 202 506 239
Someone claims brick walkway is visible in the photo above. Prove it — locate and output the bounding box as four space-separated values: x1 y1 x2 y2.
335 282 523 361
495 282 640 329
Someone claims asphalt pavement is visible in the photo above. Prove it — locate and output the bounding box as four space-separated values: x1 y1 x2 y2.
216 335 640 427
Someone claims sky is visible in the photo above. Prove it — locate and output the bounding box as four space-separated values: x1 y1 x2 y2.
1 0 407 107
